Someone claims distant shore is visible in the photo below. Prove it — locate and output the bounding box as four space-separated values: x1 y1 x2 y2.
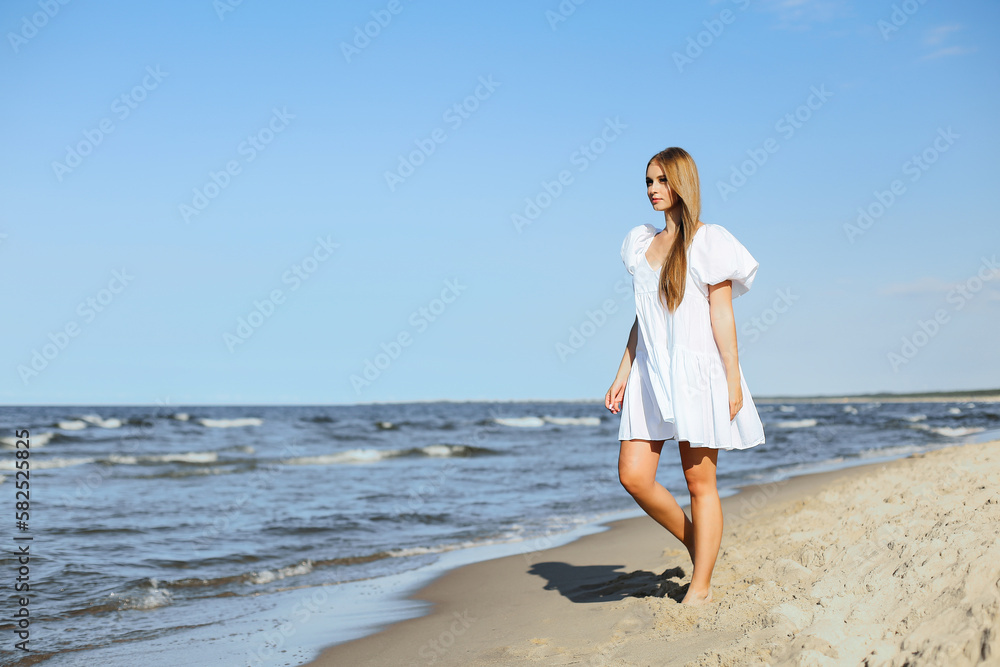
756 390 1000 403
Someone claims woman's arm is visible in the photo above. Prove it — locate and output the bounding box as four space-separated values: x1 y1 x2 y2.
605 316 638 413
708 280 743 420
618 315 638 376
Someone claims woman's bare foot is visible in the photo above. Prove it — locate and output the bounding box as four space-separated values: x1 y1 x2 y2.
680 586 713 606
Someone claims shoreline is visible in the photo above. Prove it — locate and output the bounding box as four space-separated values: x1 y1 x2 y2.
300 438 1000 666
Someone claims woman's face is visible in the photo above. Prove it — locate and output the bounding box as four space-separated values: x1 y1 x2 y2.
646 162 674 211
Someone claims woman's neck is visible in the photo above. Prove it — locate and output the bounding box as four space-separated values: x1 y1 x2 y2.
661 208 683 234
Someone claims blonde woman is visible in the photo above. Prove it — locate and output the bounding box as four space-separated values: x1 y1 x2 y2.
605 147 765 605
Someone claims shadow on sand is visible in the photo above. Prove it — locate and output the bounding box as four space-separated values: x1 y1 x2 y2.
528 563 689 603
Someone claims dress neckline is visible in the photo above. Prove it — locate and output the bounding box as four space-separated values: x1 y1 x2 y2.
643 223 707 273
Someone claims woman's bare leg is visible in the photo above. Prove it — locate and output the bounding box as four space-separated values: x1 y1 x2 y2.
618 439 696 559
679 441 721 604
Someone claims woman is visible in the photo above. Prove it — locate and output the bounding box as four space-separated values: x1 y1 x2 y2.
605 147 765 605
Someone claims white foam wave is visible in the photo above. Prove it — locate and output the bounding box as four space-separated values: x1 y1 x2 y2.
778 405 796 413
0 432 55 449
171 412 190 421
80 414 122 428
282 443 478 466
105 452 219 465
904 414 927 422
118 579 172 610
858 444 924 459
248 559 314 585
283 449 396 465
929 426 985 438
842 406 858 415
0 456 94 471
197 418 263 428
773 419 817 429
58 420 87 430
494 417 545 427
387 537 521 558
948 407 962 415
376 421 395 429
422 444 462 457
542 416 601 426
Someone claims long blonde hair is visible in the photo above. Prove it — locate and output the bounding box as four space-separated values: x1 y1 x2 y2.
648 147 702 312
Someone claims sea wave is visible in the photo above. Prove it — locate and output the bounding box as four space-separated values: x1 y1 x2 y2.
247 559 314 585
542 416 601 426
80 414 123 428
104 452 220 465
0 431 55 449
929 426 985 437
493 416 601 427
197 417 263 428
58 420 88 430
772 419 817 429
494 417 545 427
857 444 925 459
119 578 173 610
0 456 94 470
281 443 493 466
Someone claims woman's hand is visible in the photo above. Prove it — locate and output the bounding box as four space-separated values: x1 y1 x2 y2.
727 375 743 421
606 375 627 414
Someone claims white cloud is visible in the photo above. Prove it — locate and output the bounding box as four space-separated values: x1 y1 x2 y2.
920 45 976 61
918 24 974 60
924 23 961 46
756 0 851 30
879 272 1000 297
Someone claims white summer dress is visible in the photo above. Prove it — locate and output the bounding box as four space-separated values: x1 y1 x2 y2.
617 223 766 450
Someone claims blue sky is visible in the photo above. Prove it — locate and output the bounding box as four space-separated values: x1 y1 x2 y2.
2 0 997 405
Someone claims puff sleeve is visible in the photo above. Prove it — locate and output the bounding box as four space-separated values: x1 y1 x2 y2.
689 224 759 298
620 224 657 276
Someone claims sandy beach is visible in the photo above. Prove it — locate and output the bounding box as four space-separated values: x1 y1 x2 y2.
306 438 1000 666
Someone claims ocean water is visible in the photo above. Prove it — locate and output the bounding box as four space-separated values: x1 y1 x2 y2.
1 400 998 666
